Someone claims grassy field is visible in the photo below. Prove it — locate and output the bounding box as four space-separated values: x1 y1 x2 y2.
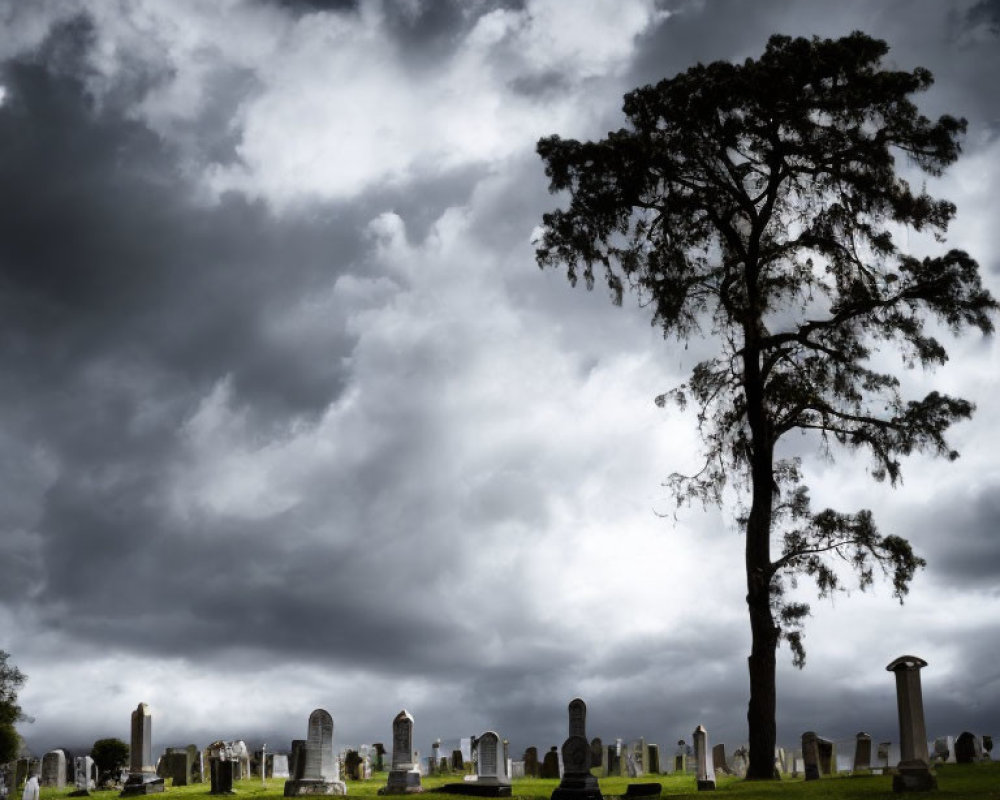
35 764 1000 800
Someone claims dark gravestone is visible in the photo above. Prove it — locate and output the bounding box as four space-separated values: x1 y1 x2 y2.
345 751 362 781
451 750 464 772
162 753 191 787
853 732 872 772
523 748 539 778
606 747 620 777
982 736 993 757
210 760 235 795
955 732 977 764
290 741 305 780
551 736 601 800
373 744 386 772
540 748 560 779
817 738 835 776
801 732 820 781
711 744 729 776
589 739 602 770
646 745 659 775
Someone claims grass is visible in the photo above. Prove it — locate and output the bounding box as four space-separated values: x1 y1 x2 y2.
36 763 1000 800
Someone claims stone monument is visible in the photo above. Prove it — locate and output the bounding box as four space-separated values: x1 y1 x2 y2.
887 655 937 792
41 750 66 789
551 699 601 800
283 709 346 796
379 710 423 794
853 732 872 772
121 703 165 796
692 726 715 791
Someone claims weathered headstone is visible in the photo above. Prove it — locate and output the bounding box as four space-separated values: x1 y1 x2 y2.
551 737 600 800
476 731 510 790
954 732 978 764
692 726 715 791
373 744 386 773
523 748 538 778
982 735 993 759
551 699 601 800
817 738 835 776
121 703 165 796
931 736 954 764
605 747 620 778
284 709 346 796
13 758 28 790
876 742 891 769
75 756 97 793
41 750 66 789
853 732 872 773
210 760 235 795
673 741 687 774
273 755 291 779
378 709 423 794
801 732 820 781
887 655 937 792
646 745 659 775
450 750 463 772
540 748 560 779
345 751 362 781
711 744 730 777
589 739 604 775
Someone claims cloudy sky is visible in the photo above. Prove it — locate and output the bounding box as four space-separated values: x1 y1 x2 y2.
2 0 999 764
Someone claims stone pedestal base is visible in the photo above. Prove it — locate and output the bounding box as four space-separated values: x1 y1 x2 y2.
120 774 164 796
892 765 937 793
283 779 347 796
379 769 424 794
551 772 602 800
696 779 716 791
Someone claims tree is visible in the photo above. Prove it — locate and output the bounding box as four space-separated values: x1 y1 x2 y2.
91 738 129 784
0 651 26 764
535 32 996 779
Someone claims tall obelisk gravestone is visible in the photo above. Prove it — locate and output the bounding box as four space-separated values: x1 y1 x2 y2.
551 698 602 800
887 655 937 791
379 710 423 794
121 703 164 796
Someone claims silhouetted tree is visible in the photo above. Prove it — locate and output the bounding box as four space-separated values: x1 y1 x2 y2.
0 651 26 764
536 32 996 779
91 738 129 784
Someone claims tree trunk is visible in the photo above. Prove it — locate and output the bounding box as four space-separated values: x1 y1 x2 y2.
742 313 779 780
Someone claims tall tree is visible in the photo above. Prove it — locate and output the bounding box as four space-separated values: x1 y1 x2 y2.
0 650 26 764
535 32 996 779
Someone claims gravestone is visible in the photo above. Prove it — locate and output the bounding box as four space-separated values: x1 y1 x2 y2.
523 748 538 778
290 741 305 781
853 732 872 772
711 744 730 776
801 732 820 781
75 756 97 792
378 709 423 794
451 750 463 772
954 732 978 764
211 761 235 795
284 709 346 796
272 755 290 779
982 735 993 759
589 739 603 774
373 744 386 773
673 741 688 773
876 742 891 769
887 655 937 792
605 747 620 778
345 751 362 781
646 745 659 775
551 737 600 800
121 703 165 796
161 752 190 787
817 738 835 776
540 748 560 779
731 747 747 778
931 736 954 764
475 731 510 791
14 758 28 789
692 726 715 791
41 750 66 788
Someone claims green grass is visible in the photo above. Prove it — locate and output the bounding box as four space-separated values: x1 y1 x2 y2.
36 764 1000 800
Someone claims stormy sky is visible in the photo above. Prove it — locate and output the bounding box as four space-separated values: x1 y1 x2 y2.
3 0 999 762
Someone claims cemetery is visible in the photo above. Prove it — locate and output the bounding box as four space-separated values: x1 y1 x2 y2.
1 693 998 800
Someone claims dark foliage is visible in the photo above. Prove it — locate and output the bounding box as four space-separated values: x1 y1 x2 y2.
536 31 996 779
91 738 129 782
0 651 26 764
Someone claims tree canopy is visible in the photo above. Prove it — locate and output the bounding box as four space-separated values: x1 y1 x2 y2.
536 31 996 779
91 737 130 783
0 650 26 764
